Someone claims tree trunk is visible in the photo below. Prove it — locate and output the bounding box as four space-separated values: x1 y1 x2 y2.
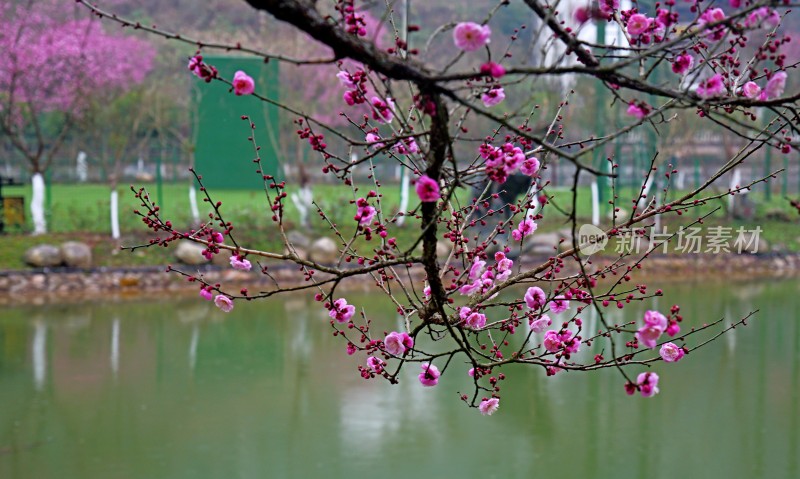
31 172 47 235
396 168 410 226
189 185 200 224
110 187 120 239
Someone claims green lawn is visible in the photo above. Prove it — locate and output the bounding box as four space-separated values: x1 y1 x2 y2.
0 180 797 270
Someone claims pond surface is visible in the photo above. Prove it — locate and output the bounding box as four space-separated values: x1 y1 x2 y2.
1 279 799 478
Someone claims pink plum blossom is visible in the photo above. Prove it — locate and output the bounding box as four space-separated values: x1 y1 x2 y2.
343 90 358 106
636 310 667 348
329 298 356 323
511 218 537 241
697 74 726 98
394 137 419 155
549 295 569 313
520 157 540 176
481 87 505 107
495 252 514 282
214 294 234 313
365 132 383 148
415 175 440 202
355 198 377 225
660 342 685 362
529 314 552 333
562 331 581 353
465 311 487 330
645 310 668 329
188 55 217 83
626 102 650 120
367 356 385 373
336 71 356 89
460 260 491 296
637 372 660 397
543 330 580 353
480 62 506 78
469 260 487 281
741 81 762 99
199 288 213 301
543 330 562 352
636 325 664 348
419 363 441 387
384 331 414 356
525 287 547 309
671 54 694 75
574 6 591 24
598 0 619 17
745 7 781 29
627 14 651 36
762 71 787 100
211 231 225 244
459 282 481 297
698 8 727 40
666 320 681 337
453 22 491 51
232 70 255 96
370 96 395 123
479 398 500 415
230 255 252 271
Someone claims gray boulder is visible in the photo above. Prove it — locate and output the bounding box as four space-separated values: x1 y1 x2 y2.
60 241 92 268
287 230 312 249
523 232 563 255
308 237 339 264
24 244 63 268
210 248 233 267
174 240 210 265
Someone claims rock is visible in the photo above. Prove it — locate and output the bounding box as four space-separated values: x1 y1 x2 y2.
287 230 312 249
731 195 756 220
414 241 456 258
308 237 339 264
285 245 309 261
765 209 792 222
60 241 92 268
24 244 62 268
734 231 767 254
523 232 562 255
174 240 210 265
437 241 451 258
210 248 233 267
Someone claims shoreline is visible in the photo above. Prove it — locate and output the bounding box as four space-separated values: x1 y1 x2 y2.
2 252 799 305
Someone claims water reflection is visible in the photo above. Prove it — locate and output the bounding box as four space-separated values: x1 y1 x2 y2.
32 321 46 391
0 279 797 478
110 318 120 376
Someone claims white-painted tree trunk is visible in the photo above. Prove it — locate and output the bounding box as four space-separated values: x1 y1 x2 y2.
76 151 88 182
31 173 47 235
591 181 600 226
189 186 200 224
290 185 313 227
110 188 120 240
636 175 654 211
524 183 539 219
396 169 410 226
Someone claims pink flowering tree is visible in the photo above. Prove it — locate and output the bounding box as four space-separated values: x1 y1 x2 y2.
79 0 796 414
0 0 155 234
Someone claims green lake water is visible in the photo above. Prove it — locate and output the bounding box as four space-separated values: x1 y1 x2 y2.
1 279 799 478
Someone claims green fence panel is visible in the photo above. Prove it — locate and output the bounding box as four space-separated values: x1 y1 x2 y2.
194 56 282 190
